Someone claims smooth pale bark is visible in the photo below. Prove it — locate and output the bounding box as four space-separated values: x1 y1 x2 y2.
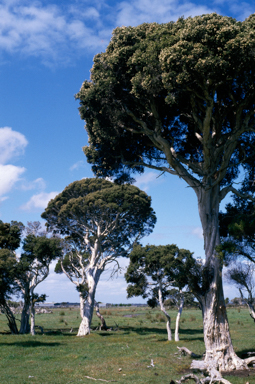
19 288 30 334
197 187 247 371
30 304 35 335
95 301 107 330
79 294 85 319
158 283 172 341
175 293 184 342
77 268 102 336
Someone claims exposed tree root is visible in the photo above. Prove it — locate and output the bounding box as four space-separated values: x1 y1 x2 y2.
176 346 255 384
177 347 203 358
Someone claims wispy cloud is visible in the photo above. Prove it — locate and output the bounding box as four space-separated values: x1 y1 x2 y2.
0 127 27 200
0 126 28 164
116 0 214 26
0 0 108 65
20 191 59 211
191 227 203 239
0 164 26 197
69 160 86 171
135 171 163 191
1 0 247 66
20 177 46 191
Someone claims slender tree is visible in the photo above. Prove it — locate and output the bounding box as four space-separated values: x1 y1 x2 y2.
42 178 156 336
76 14 255 369
225 262 255 322
125 244 195 341
0 220 24 334
17 222 62 334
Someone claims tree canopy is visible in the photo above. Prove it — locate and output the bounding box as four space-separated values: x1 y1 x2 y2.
76 13 255 189
42 178 156 256
126 244 194 304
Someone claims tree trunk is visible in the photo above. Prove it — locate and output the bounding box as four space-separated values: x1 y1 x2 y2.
175 293 184 342
77 269 101 336
158 283 172 341
197 187 247 371
19 292 30 334
0 300 19 334
30 301 35 335
95 301 107 330
79 293 85 319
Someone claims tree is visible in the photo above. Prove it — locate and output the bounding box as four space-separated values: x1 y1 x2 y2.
125 244 195 341
17 222 62 335
165 289 198 341
54 244 89 320
75 13 255 369
0 220 24 334
225 262 255 321
42 178 156 336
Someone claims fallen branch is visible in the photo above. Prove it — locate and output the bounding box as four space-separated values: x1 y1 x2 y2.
84 376 117 382
177 347 202 358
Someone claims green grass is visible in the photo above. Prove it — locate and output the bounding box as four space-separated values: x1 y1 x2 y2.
0 306 254 383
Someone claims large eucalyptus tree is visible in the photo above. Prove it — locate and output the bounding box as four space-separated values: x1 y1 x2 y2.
76 14 255 369
42 178 156 336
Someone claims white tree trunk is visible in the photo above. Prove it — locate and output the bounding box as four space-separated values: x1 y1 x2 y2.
30 302 35 335
80 293 85 319
198 187 247 371
77 268 101 336
175 293 184 342
158 283 172 341
19 290 30 334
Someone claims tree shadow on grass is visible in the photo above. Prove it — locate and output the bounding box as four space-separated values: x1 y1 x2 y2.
0 340 62 347
120 325 204 341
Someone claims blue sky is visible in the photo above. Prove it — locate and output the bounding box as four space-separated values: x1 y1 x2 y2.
1 0 253 304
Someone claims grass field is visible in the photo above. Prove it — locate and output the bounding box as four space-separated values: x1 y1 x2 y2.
0 306 254 384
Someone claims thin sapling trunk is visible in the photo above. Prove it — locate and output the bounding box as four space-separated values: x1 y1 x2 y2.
175 293 184 342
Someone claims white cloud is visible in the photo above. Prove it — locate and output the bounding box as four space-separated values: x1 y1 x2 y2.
0 126 28 164
0 164 26 198
69 160 86 171
191 227 203 239
0 0 108 64
20 191 59 211
135 171 163 191
116 0 214 26
20 177 46 191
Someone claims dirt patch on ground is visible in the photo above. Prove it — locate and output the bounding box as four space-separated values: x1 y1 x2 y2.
222 368 255 378
181 367 255 379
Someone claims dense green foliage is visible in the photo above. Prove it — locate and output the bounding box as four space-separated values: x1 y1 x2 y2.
42 178 156 256
76 13 255 185
125 244 195 306
0 221 24 333
219 196 255 264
